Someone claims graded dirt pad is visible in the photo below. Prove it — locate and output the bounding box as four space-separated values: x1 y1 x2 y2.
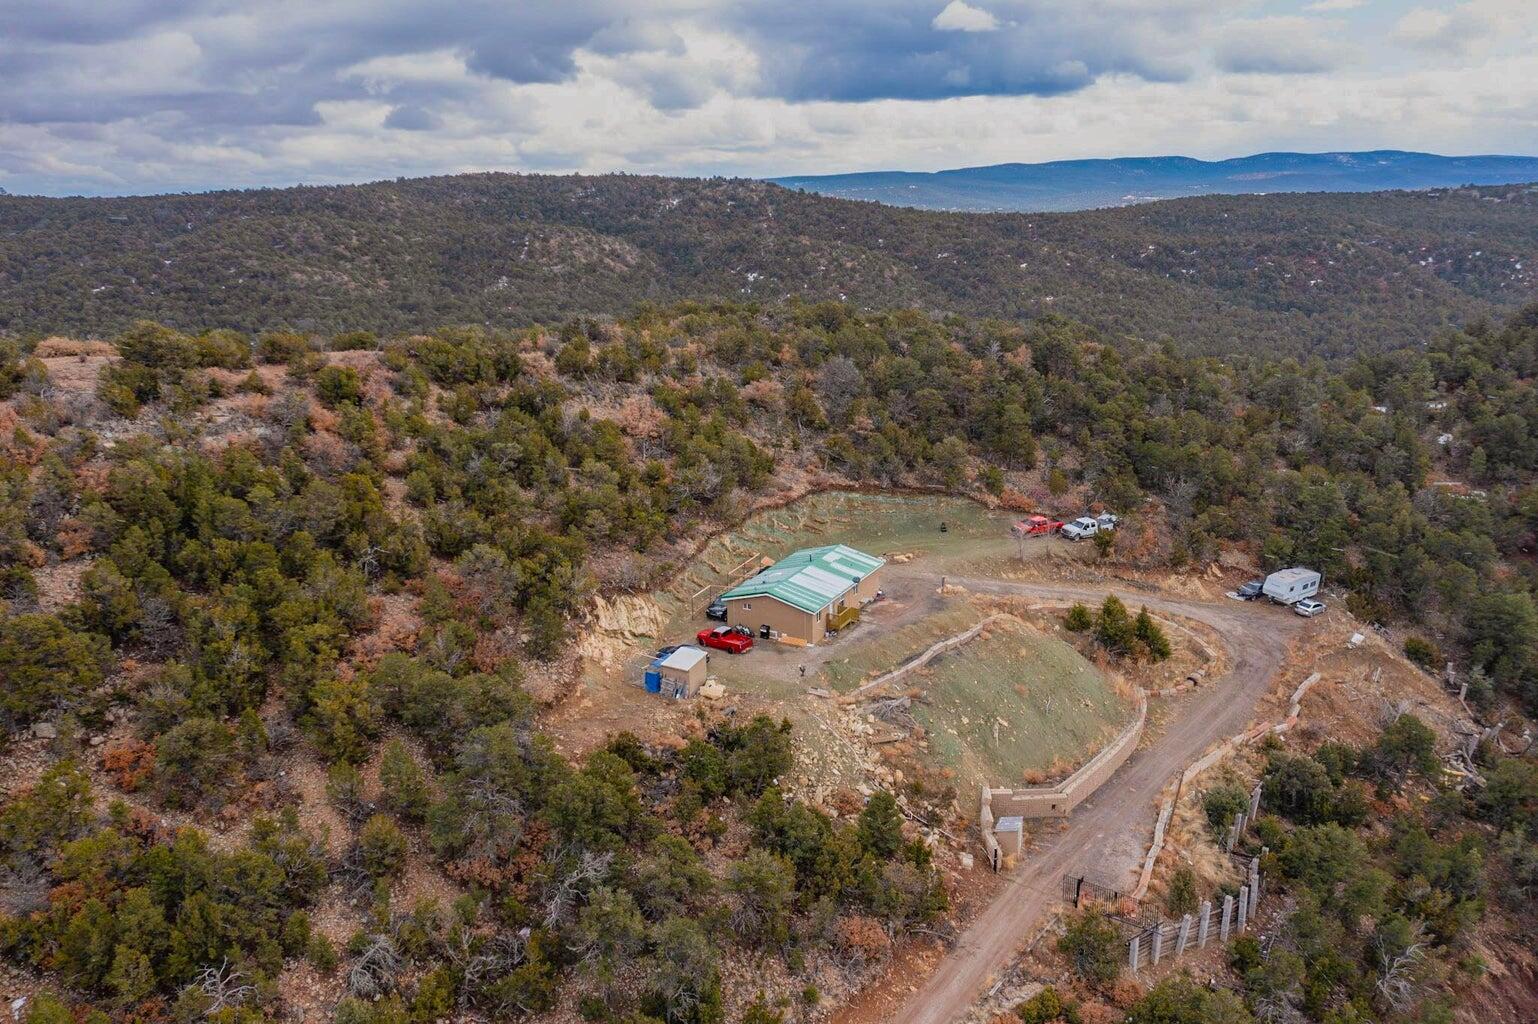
816 604 987 694
563 491 1081 733
647 490 1085 636
38 354 115 393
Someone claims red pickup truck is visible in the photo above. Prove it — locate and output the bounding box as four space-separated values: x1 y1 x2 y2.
697 625 754 654
1012 515 1064 537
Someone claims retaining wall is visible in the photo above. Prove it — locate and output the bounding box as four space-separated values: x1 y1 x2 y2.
1130 672 1322 900
982 688 1148 821
847 613 1013 698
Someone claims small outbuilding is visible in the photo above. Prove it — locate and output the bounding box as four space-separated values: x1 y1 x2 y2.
993 815 1025 858
657 645 708 699
717 544 885 645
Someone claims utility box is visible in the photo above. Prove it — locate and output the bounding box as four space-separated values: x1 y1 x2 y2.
1263 567 1321 605
993 815 1025 858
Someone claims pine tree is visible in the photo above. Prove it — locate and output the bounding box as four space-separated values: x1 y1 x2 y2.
857 790 903 860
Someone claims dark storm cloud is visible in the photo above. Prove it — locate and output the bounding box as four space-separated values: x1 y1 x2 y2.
4 0 204 44
384 104 441 131
725 1 1199 103
0 2 638 130
0 1 1213 135
1213 16 1354 75
4 0 1416 197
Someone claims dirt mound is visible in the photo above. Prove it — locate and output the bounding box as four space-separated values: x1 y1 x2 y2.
33 337 116 357
38 355 114 394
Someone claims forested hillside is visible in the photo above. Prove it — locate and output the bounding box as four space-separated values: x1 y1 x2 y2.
2 175 1536 358
2 301 1538 1024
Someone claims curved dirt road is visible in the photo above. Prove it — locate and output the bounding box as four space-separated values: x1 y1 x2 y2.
842 575 1305 1024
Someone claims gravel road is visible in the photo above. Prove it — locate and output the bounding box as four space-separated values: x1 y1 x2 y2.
840 575 1305 1024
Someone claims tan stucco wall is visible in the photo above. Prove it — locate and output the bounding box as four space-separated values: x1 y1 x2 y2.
723 561 883 645
726 596 819 643
854 565 885 602
660 659 706 690
981 690 1148 820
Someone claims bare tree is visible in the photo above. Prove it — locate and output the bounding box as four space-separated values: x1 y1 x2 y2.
541 848 614 929
1163 475 1200 527
186 959 255 1017
348 932 403 999
815 356 863 423
1374 920 1428 1014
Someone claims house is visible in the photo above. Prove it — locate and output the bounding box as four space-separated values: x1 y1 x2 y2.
717 544 885 645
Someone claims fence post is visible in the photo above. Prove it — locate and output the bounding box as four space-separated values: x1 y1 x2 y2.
1129 934 1141 972
1197 900 1212 947
1237 885 1250 933
1151 924 1164 965
1249 784 1262 821
1250 859 1261 910
1176 914 1192 956
1220 894 1234 942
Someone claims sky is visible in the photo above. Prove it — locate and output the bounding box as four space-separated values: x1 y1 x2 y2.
1 0 1534 196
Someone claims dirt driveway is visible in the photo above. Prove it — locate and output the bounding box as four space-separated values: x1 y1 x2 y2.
837 573 1307 1024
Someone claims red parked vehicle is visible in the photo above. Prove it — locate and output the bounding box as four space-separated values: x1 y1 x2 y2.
697 625 754 654
1012 515 1065 537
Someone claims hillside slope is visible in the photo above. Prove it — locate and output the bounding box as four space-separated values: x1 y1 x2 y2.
2 173 1536 357
770 150 1538 212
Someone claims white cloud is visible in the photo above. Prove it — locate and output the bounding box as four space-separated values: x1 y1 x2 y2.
932 1 1000 33
1214 17 1355 75
1304 0 1363 11
1395 6 1478 53
1 0 1537 195
1394 1 1532 56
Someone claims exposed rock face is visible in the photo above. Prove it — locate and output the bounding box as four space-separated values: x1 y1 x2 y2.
589 593 668 639
576 593 670 667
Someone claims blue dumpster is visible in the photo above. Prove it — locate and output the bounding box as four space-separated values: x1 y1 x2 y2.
644 659 663 693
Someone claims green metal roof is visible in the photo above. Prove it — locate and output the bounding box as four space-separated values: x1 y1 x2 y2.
720 544 885 614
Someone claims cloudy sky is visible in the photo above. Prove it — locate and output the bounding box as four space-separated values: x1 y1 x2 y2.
1 0 1533 196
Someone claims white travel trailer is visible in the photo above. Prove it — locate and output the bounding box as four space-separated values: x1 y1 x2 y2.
1262 567 1321 605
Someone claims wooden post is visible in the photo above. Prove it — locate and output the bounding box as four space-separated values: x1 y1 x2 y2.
1151 924 1164 965
1129 934 1141 971
1221 894 1234 942
1176 914 1192 956
1197 900 1212 947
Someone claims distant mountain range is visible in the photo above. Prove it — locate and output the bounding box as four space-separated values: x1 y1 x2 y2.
770 151 1538 212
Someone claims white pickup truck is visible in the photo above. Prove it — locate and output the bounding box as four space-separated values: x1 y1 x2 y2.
1061 512 1118 541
